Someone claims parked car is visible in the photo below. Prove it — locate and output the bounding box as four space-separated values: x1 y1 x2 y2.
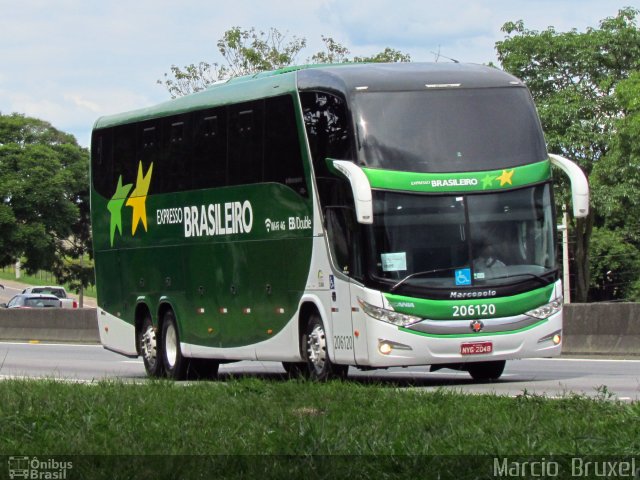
2 293 62 308
21 286 77 308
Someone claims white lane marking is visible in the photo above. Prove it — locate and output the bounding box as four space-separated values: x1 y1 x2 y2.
530 358 640 363
0 342 101 348
121 360 143 364
0 374 92 383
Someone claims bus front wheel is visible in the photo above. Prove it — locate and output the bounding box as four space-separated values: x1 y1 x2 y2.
139 316 164 377
303 314 348 381
161 310 189 380
467 360 506 381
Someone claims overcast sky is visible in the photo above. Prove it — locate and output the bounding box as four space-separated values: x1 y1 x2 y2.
1 0 638 148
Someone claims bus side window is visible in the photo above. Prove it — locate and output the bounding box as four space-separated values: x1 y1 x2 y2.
193 107 228 189
301 91 353 172
161 114 190 192
228 100 264 186
114 123 137 188
136 122 158 190
301 91 354 210
91 128 114 197
264 95 308 197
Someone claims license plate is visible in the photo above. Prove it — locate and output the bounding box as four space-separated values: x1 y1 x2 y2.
460 341 493 355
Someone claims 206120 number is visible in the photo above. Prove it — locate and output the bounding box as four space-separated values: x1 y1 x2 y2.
452 304 496 317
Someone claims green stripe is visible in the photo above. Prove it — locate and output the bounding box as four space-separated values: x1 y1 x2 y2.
399 318 548 338
363 160 551 193
385 284 555 320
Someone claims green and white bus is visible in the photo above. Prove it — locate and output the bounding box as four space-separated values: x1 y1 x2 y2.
91 63 589 381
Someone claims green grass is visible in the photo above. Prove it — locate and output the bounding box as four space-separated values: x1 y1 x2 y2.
0 268 96 298
3 378 636 455
0 379 637 478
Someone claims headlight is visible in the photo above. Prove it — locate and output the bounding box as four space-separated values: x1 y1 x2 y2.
358 298 422 327
525 297 563 319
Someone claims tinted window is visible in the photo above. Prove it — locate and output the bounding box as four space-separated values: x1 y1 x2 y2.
301 91 353 175
91 129 114 196
92 95 308 197
193 108 228 189
264 95 308 197
160 114 190 192
114 123 137 187
354 88 547 173
301 91 354 210
228 101 264 186
24 297 60 308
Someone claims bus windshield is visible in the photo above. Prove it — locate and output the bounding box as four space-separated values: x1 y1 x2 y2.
369 183 557 291
353 88 547 173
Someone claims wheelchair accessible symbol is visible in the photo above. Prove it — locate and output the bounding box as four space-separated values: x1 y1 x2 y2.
455 268 472 286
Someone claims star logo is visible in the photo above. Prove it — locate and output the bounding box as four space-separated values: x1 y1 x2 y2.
481 174 495 190
107 175 133 247
496 169 515 187
126 161 154 236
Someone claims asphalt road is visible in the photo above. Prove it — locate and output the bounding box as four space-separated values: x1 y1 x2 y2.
0 342 638 401
0 282 24 305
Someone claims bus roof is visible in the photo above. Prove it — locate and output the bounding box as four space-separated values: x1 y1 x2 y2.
296 62 523 92
93 63 523 131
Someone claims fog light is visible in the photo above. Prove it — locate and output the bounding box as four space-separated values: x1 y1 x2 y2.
538 329 562 345
377 339 412 355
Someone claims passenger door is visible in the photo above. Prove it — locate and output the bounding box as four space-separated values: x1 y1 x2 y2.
325 207 361 364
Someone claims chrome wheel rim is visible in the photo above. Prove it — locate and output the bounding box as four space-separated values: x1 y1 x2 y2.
141 324 158 368
307 324 327 374
165 322 178 369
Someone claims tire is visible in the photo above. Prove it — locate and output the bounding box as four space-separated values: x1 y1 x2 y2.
139 315 164 377
467 360 506 381
303 314 348 381
161 310 189 380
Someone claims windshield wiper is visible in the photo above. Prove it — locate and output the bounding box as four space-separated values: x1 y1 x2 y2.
390 266 466 292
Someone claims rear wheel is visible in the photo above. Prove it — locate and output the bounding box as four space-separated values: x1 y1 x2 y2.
304 314 348 381
139 315 163 377
467 360 506 381
161 310 188 380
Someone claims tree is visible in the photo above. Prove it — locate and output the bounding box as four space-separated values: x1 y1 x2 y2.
588 228 640 301
308 36 411 64
591 72 640 238
496 7 640 301
159 28 410 98
588 72 640 300
309 35 352 64
0 113 93 300
159 27 307 98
